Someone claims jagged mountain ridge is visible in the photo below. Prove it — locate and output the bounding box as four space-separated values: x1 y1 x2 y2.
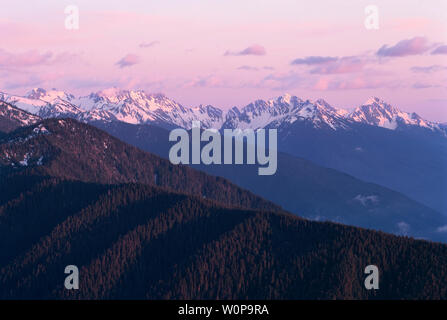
349 97 438 131
0 88 444 134
0 101 41 133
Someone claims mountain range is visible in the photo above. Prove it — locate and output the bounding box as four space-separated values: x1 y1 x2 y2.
0 117 446 299
1 88 445 134
1 89 446 241
90 120 447 241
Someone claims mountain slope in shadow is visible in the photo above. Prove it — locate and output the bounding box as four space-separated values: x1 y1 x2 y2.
91 120 447 241
0 179 446 299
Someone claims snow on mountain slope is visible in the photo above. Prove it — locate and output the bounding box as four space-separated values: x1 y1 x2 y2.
222 94 351 130
0 88 444 134
0 92 47 115
0 101 41 132
74 89 224 129
349 97 440 131
0 88 82 118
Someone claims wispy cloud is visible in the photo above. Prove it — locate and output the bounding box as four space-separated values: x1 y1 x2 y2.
412 82 444 89
291 55 368 74
237 65 259 71
312 76 395 91
376 36 431 57
291 56 338 65
115 54 140 68
0 49 73 68
411 65 447 73
184 75 224 88
139 41 160 48
309 56 367 74
224 44 266 56
431 45 447 55
262 72 302 90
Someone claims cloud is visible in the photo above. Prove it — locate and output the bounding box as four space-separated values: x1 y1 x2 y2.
292 55 368 74
262 72 302 90
224 44 266 56
237 65 259 71
312 76 394 91
139 41 160 48
309 56 367 74
436 225 447 233
291 56 338 65
412 82 444 89
312 78 331 91
376 36 431 57
411 65 447 73
0 49 80 71
0 69 63 90
0 49 52 68
431 45 447 55
184 75 224 88
116 54 140 68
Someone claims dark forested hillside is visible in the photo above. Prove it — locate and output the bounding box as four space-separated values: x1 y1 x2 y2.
0 179 446 299
0 118 278 211
1 117 446 300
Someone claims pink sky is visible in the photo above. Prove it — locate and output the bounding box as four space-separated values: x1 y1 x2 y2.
1 0 447 121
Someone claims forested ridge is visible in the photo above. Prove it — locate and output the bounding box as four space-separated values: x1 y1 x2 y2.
0 118 446 299
0 118 278 211
0 179 446 299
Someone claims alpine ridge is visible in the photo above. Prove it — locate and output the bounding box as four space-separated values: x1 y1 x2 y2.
0 88 445 134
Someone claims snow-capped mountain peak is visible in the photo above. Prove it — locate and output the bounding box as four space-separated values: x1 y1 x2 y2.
349 97 438 131
26 88 75 103
0 88 444 135
220 94 350 131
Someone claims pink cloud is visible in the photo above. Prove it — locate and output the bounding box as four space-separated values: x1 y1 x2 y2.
115 54 140 68
376 36 431 57
313 78 330 90
224 45 266 56
312 77 393 91
0 49 79 70
0 49 52 67
0 70 63 90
